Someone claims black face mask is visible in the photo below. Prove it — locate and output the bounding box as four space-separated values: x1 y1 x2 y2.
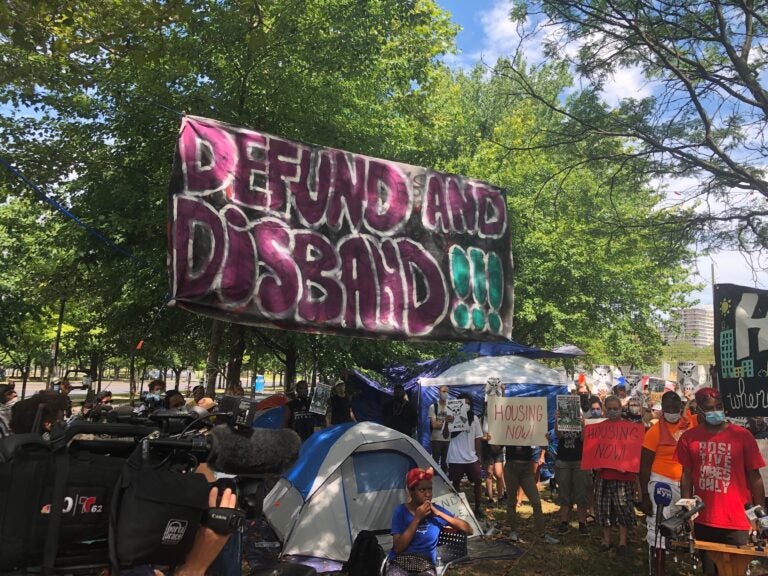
579 394 591 413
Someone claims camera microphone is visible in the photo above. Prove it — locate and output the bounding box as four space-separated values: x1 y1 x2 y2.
653 482 673 528
207 424 301 475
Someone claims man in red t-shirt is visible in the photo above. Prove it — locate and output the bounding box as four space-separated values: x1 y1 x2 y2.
675 388 766 576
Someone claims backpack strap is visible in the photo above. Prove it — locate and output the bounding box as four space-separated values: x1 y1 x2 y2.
41 448 70 575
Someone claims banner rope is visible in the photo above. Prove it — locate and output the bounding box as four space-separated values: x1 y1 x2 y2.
0 154 161 272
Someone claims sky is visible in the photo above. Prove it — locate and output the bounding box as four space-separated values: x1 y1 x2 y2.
436 0 767 306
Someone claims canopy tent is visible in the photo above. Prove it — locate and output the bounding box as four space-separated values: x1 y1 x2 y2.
263 422 482 564
348 354 568 451
459 341 581 359
417 355 568 449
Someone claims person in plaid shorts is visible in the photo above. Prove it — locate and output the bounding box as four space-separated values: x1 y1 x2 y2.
594 395 638 558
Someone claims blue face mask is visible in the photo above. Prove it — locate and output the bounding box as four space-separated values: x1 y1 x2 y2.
704 410 726 426
606 408 622 420
590 409 602 418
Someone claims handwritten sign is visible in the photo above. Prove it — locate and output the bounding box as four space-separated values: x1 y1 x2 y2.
486 396 547 446
446 399 470 433
168 116 514 342
580 420 645 472
715 284 768 417
432 491 482 536
556 395 582 433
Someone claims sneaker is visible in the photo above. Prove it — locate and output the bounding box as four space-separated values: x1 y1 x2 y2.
578 522 589 536
506 530 519 542
541 533 560 545
487 498 496 506
499 492 508 504
474 508 487 520
557 522 569 535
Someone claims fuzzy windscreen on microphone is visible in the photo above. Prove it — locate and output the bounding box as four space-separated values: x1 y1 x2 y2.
208 424 301 474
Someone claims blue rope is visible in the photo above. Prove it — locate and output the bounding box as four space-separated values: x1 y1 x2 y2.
0 155 158 271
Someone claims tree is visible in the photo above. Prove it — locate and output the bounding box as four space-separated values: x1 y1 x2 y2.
0 0 460 385
505 0 768 254
414 62 695 367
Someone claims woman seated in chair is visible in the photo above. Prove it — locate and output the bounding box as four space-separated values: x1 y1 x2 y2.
386 467 472 576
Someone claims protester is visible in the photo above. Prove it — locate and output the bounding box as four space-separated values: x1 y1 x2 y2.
554 403 589 536
676 387 766 576
613 384 629 406
639 391 694 556
428 386 451 472
444 393 485 519
386 467 472 576
594 395 637 557
287 380 315 441
582 395 603 524
481 406 507 506
326 380 355 426
623 396 644 424
503 433 559 543
0 383 17 437
576 379 592 414
382 384 418 437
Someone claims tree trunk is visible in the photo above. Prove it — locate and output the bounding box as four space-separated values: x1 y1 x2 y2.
205 319 225 397
284 340 298 394
20 355 31 399
173 367 182 390
225 324 246 395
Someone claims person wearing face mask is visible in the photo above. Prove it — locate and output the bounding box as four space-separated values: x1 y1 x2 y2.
0 383 18 437
383 384 418 437
624 397 644 424
675 387 766 576
429 386 451 472
639 391 693 562
586 396 604 420
594 395 638 558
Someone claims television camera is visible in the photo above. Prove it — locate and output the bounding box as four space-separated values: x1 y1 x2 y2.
0 395 301 574
659 497 705 541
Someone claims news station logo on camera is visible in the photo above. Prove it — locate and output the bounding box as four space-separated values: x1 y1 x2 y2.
40 493 104 516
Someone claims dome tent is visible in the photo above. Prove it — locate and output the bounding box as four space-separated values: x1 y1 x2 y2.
263 422 482 565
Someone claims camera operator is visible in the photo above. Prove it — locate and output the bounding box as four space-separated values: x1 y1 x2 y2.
675 387 766 575
121 485 239 576
10 390 68 436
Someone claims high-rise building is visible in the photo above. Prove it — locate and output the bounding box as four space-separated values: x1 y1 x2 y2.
663 306 715 348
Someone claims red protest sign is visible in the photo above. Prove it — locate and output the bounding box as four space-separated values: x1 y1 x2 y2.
580 420 645 472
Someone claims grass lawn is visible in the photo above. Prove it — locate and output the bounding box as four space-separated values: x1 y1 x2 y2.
449 484 702 576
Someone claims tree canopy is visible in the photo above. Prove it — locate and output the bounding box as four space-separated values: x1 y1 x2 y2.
0 0 702 387
507 0 768 254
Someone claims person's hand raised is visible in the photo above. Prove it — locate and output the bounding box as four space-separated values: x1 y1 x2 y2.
414 500 432 520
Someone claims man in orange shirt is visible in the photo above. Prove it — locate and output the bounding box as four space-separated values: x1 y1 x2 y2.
639 391 693 556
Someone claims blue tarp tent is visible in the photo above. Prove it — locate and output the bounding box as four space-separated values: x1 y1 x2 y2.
348 354 568 453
